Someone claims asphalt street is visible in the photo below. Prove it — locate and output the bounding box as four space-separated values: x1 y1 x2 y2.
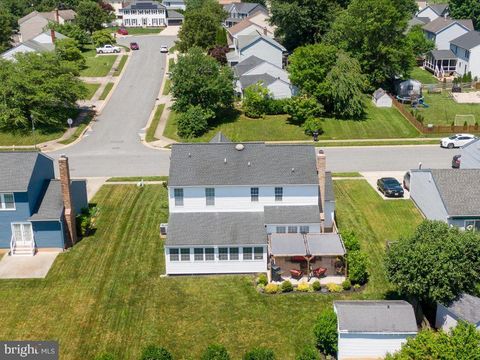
50 35 457 177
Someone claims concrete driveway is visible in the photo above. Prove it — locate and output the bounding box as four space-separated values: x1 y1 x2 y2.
361 171 410 200
0 252 59 279
161 25 180 36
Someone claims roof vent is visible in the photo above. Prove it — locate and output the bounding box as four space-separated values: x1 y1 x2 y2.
291 167 295 173
188 152 191 157
224 158 227 164
248 161 251 166
235 144 245 151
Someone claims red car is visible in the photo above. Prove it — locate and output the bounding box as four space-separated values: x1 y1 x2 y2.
130 42 139 50
117 28 128 35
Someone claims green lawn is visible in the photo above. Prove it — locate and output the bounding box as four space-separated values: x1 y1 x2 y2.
113 55 128 76
164 102 420 142
106 26 164 35
332 172 362 178
407 92 480 125
0 181 422 359
99 82 115 101
0 130 64 147
106 176 168 182
80 55 117 77
146 104 165 142
411 67 438 84
162 78 171 95
82 83 101 100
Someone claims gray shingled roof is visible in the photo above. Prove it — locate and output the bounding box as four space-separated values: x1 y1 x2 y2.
29 180 64 221
234 55 265 77
445 293 480 324
324 172 334 202
166 212 267 246
373 88 387 100
223 2 266 15
430 169 480 216
450 31 480 50
167 9 184 19
423 18 473 34
209 132 231 143
169 142 318 186
264 205 320 224
334 301 418 333
124 1 166 10
237 33 287 52
0 152 49 192
430 4 449 16
239 73 277 89
270 233 345 256
430 49 457 59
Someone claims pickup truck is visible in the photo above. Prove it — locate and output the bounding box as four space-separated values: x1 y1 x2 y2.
96 44 121 54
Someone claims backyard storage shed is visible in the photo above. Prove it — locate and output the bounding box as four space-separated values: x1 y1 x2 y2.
436 293 480 331
334 300 418 360
372 88 392 107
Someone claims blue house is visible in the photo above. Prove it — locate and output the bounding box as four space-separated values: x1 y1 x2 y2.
0 152 87 255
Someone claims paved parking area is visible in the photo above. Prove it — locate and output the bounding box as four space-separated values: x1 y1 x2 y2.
361 171 410 200
0 252 59 279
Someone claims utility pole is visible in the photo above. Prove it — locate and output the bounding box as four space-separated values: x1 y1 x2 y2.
31 114 36 149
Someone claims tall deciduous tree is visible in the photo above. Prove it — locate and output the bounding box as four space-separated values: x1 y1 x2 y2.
385 220 480 304
449 0 480 30
49 22 91 47
407 24 435 58
0 7 13 52
75 0 111 34
327 0 414 86
269 0 342 50
177 11 222 51
0 52 86 131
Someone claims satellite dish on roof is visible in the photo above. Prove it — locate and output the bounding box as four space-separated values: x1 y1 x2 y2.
235 144 245 151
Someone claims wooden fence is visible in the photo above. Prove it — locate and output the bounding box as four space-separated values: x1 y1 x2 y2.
391 96 480 135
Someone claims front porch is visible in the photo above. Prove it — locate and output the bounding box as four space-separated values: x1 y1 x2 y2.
424 50 457 78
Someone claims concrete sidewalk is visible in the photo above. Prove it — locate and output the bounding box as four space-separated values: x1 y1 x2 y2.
0 252 59 279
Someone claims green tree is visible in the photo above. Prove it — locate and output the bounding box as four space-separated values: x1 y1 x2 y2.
140 345 173 360
0 6 13 52
322 51 366 118
0 52 86 131
347 250 368 284
171 47 234 117
284 95 324 124
385 220 480 304
49 22 91 47
243 347 275 360
177 105 212 138
327 0 414 86
177 11 222 51
92 29 115 47
313 308 337 357
386 322 480 359
407 25 435 58
243 83 271 118
201 344 230 360
270 0 344 50
55 38 85 66
449 0 480 30
75 0 111 34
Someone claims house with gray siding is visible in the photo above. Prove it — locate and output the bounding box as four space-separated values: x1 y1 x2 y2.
0 152 87 255
223 2 268 27
460 138 480 169
1 30 66 61
422 18 473 50
18 9 76 42
416 3 449 22
164 133 342 276
334 301 418 360
409 169 480 231
450 31 480 78
436 293 480 331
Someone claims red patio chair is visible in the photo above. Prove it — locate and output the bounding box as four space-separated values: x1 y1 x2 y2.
312 267 327 278
289 269 303 279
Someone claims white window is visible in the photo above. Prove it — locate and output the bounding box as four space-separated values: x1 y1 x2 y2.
229 247 239 260
0 193 15 210
123 9 129 15
275 187 283 201
276 226 286 233
205 248 214 261
299 226 310 234
124 19 130 26
243 247 253 260
180 248 190 261
138 9 144 14
205 188 215 206
170 248 179 261
219 247 228 261
254 247 263 260
288 226 298 233
174 188 183 206
251 187 259 202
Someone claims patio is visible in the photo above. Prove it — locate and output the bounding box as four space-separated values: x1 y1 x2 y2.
424 50 457 78
0 251 59 279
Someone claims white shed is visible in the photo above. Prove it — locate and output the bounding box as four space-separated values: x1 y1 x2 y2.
334 301 418 360
436 293 480 332
372 88 392 107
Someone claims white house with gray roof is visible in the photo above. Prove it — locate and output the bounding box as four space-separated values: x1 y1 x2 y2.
1 30 66 61
409 169 480 231
121 0 168 27
436 293 480 331
164 133 340 276
450 31 480 78
334 301 418 360
416 3 449 22
422 18 473 50
223 2 268 27
460 138 480 169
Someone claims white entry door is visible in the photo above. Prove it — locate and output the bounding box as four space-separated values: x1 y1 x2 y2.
11 223 33 246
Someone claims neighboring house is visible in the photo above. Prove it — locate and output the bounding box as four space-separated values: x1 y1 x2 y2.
164 133 340 275
18 9 76 42
223 2 268 27
334 301 418 360
105 0 129 25
409 169 480 230
233 55 296 99
436 293 480 331
227 31 286 68
372 88 392 107
416 3 449 22
166 9 184 26
0 153 87 255
226 18 273 48
424 49 458 77
460 138 480 169
162 0 186 10
422 18 473 50
121 0 168 26
1 30 66 61
450 31 480 78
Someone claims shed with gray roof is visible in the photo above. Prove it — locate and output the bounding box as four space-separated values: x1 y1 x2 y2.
436 293 480 331
334 300 418 360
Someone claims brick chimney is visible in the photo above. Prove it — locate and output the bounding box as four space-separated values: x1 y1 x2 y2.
59 155 77 246
55 8 60 23
50 29 56 43
316 150 326 230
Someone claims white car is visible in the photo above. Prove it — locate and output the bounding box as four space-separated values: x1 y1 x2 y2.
440 134 477 149
160 45 168 53
96 44 121 54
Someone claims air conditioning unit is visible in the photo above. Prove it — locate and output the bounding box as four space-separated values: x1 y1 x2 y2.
466 224 474 231
160 223 168 236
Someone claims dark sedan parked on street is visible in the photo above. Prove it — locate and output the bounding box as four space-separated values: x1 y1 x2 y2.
377 177 404 197
452 154 461 168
